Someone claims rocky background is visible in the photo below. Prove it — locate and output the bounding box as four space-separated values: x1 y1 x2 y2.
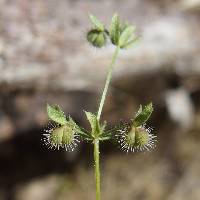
0 0 200 200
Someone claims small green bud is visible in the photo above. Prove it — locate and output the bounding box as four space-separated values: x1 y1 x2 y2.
43 124 80 151
87 29 107 48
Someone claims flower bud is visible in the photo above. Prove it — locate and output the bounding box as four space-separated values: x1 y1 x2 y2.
87 29 107 48
43 124 80 151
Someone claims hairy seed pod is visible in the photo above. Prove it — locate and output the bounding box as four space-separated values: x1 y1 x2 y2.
43 124 80 151
87 29 107 48
134 127 154 151
135 128 149 146
116 123 156 153
124 126 136 146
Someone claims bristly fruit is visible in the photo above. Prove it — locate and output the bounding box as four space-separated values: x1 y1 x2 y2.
116 123 156 152
43 124 80 151
115 103 156 152
44 104 92 151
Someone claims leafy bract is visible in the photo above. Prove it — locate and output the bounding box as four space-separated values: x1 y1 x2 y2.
85 111 101 137
133 103 153 127
119 26 135 47
47 104 67 125
109 14 120 45
89 14 104 31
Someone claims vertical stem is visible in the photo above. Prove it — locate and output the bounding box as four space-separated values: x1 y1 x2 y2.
94 139 100 200
97 46 120 121
94 46 120 200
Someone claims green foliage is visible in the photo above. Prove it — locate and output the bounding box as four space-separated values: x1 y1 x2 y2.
133 103 153 127
67 116 91 140
85 111 109 140
109 14 138 49
47 104 67 125
119 26 135 46
85 111 101 137
87 14 138 49
119 26 138 49
89 14 104 31
109 14 121 45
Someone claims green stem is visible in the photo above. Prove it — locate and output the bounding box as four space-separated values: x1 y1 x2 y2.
94 139 100 200
93 46 120 200
97 46 120 121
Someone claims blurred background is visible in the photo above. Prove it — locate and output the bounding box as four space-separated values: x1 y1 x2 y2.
0 0 200 200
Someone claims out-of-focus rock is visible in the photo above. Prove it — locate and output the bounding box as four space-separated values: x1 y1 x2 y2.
167 158 200 200
180 0 200 11
0 0 200 92
15 175 60 200
0 116 14 140
165 87 194 130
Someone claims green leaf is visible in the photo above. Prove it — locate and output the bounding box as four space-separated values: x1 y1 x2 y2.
68 116 92 140
119 25 135 48
133 103 153 127
120 22 129 32
85 111 100 137
109 14 120 45
122 36 140 49
89 14 104 31
99 121 112 141
47 104 67 125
